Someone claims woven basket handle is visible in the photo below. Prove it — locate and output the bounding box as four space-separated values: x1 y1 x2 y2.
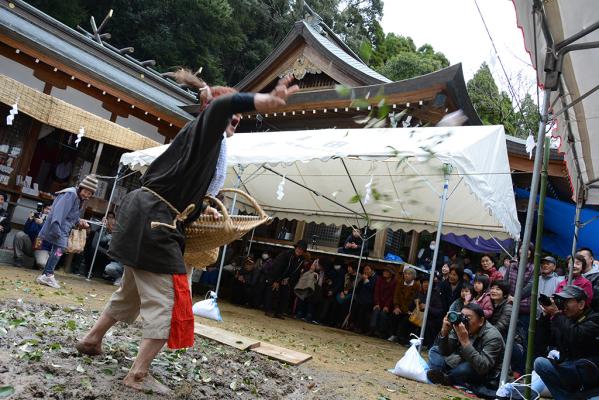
217 188 269 220
203 194 232 222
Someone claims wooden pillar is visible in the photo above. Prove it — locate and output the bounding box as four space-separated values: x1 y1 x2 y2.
408 230 420 264
91 112 117 174
15 83 53 181
294 220 306 242
372 228 387 259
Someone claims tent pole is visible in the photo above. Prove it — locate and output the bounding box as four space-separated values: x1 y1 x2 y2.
568 178 582 284
246 228 256 257
342 226 369 328
215 168 243 296
499 88 551 386
525 135 551 395
418 163 451 350
86 164 123 281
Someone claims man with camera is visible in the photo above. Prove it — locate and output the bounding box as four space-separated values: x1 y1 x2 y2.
13 203 51 268
533 285 599 400
427 303 505 387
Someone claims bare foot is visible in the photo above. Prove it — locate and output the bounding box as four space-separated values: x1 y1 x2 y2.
123 372 171 395
75 340 102 356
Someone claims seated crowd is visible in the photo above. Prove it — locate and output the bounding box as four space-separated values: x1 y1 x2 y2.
224 240 599 398
7 207 599 398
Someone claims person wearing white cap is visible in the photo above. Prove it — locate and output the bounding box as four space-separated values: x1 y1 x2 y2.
36 175 96 288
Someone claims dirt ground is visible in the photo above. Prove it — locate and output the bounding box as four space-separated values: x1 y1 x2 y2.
0 264 472 399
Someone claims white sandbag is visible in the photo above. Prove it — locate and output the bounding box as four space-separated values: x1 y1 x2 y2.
390 338 429 383
192 291 222 321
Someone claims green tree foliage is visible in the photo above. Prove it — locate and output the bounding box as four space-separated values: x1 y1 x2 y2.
26 0 449 85
467 62 539 138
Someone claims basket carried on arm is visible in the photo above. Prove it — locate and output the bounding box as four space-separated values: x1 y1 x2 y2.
184 189 270 267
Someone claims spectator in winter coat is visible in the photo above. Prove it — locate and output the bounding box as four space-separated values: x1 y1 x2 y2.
0 193 11 248
449 284 475 314
578 247 599 276
521 256 565 319
489 279 524 377
13 204 51 268
414 277 444 348
264 240 307 319
332 264 358 326
318 262 345 324
504 248 535 352
428 303 505 387
480 254 503 284
488 280 512 338
556 254 593 306
440 264 464 314
472 275 493 319
370 267 397 337
535 285 599 400
352 265 377 333
36 175 96 289
339 228 365 256
389 267 421 344
294 260 319 320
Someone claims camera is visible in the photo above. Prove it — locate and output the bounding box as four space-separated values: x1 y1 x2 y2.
447 311 470 326
538 293 553 307
553 296 566 310
34 202 44 219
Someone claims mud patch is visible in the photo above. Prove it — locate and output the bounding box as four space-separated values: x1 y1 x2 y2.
0 299 308 399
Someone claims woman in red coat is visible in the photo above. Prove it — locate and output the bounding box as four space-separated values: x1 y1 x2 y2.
480 254 503 284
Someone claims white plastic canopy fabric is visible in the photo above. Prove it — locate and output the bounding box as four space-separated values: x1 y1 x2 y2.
513 0 599 204
120 126 520 239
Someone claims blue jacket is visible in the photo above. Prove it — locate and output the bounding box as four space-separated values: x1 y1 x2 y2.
38 188 83 248
23 218 43 243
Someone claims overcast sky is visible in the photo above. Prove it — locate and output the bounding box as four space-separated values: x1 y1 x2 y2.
381 0 538 100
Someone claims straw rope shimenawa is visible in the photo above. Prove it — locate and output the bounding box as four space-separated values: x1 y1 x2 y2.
0 74 160 151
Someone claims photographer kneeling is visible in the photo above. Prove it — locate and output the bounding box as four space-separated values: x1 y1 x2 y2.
427 303 505 387
534 285 599 400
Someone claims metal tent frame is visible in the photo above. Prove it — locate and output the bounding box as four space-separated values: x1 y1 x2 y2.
500 0 599 386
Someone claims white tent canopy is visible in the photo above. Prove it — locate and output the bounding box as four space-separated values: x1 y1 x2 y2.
514 0 599 204
120 126 521 239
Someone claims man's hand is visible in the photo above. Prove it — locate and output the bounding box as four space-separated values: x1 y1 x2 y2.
541 300 560 317
382 306 389 313
419 302 425 311
272 281 280 290
204 206 222 220
507 295 514 304
393 307 401 315
440 315 451 337
254 76 299 113
79 220 89 229
454 323 470 347
373 305 380 311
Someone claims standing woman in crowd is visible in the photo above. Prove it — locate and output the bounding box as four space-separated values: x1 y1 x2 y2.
75 72 299 394
440 264 464 314
556 254 593 304
472 274 493 318
480 254 503 284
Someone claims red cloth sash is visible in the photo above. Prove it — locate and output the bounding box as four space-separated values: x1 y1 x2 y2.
167 274 195 349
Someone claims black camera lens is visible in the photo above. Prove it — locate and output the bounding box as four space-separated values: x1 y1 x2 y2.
447 311 460 324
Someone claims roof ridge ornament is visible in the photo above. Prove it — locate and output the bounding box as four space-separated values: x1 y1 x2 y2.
303 3 324 34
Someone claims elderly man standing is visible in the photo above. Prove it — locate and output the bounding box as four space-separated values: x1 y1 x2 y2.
534 285 599 400
427 303 505 387
36 175 96 289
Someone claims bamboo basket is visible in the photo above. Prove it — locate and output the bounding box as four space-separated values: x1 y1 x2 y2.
184 189 270 267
